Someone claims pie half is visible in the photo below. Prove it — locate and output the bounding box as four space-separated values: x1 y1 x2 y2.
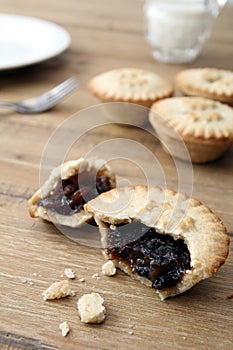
29 158 116 228
84 185 229 300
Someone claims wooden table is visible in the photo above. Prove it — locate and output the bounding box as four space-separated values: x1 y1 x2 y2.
0 1 232 349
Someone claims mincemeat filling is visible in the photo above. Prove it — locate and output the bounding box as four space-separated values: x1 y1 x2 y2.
107 221 191 290
35 168 112 216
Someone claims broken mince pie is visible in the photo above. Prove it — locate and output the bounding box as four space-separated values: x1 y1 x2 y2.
84 185 229 300
29 158 116 227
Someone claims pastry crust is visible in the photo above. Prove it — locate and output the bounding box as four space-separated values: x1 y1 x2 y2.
88 68 174 107
84 185 229 300
29 158 116 228
149 97 233 163
175 68 233 105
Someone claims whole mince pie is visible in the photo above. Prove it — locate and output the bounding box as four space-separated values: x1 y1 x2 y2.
84 185 229 300
29 158 116 228
149 97 233 164
175 68 233 104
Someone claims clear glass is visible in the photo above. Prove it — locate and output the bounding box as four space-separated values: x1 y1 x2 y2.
144 0 224 63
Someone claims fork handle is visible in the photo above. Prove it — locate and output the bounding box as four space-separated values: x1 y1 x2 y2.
0 101 19 113
0 101 14 109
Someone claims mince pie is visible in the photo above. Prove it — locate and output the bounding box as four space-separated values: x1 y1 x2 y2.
175 68 233 105
84 185 229 300
88 68 173 125
29 158 116 227
149 96 233 163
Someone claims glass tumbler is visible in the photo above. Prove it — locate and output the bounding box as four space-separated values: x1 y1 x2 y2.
144 0 225 63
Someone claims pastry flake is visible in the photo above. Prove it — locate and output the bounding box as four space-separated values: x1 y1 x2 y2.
64 268 76 279
102 260 117 276
59 321 70 337
42 280 73 301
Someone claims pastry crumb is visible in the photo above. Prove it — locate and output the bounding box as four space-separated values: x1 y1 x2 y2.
42 280 74 301
64 268 76 279
70 290 76 297
27 281 34 286
22 278 34 286
59 321 70 337
128 323 136 329
77 292 106 324
92 273 100 280
102 261 116 276
79 277 85 283
128 331 134 335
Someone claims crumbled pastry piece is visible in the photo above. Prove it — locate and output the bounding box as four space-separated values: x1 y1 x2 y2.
28 158 116 228
59 321 70 337
22 278 34 286
64 268 76 279
79 277 85 283
175 68 233 104
149 96 233 163
84 185 229 300
77 292 106 324
128 324 136 329
69 290 76 297
42 280 73 301
102 260 116 276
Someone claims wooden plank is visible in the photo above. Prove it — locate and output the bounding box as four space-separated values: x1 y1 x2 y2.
0 193 232 350
0 1 232 349
0 331 57 350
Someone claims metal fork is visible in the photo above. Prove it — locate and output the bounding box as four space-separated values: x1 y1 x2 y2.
0 77 79 114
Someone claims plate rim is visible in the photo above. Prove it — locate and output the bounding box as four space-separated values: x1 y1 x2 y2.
0 13 71 71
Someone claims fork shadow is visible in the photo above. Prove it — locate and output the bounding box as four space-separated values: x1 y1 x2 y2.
0 109 12 117
0 49 74 81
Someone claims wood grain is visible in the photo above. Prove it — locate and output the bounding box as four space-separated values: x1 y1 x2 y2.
0 1 232 349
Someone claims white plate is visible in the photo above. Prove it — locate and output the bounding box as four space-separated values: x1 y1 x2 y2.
0 14 71 70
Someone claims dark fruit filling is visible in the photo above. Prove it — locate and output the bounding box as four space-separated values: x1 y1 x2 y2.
35 167 113 216
107 222 191 290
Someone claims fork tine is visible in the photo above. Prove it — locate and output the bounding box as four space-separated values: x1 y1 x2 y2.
0 77 79 113
44 77 79 98
41 77 79 107
55 77 79 92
